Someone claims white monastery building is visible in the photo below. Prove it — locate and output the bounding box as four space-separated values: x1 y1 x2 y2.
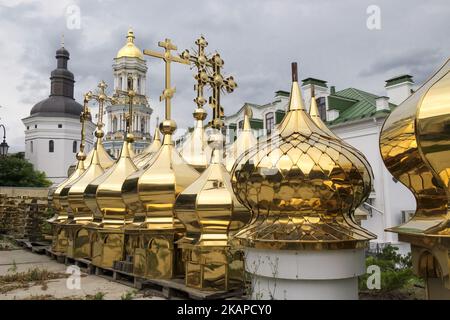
22 45 95 185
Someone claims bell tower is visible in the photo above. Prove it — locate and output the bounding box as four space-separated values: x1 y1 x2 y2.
104 28 153 158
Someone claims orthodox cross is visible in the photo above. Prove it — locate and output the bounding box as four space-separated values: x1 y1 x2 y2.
180 36 211 109
207 53 237 129
144 38 189 120
86 81 116 132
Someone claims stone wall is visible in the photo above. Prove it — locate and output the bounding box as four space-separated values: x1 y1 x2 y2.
0 187 51 241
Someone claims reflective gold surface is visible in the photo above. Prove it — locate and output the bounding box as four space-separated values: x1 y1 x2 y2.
179 108 212 172
175 133 250 290
231 63 375 251
63 84 115 258
225 106 257 172
133 121 161 168
174 38 245 290
84 89 138 267
50 95 90 253
119 38 199 279
381 59 450 290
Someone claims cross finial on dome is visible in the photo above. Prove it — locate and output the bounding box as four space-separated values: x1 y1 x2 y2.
61 33 65 48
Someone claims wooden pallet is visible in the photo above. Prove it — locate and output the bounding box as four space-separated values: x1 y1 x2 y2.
14 238 49 254
45 248 66 263
36 247 244 300
138 278 244 300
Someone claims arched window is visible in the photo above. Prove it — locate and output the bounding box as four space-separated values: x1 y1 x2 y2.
49 140 54 153
113 116 118 132
30 141 33 153
137 77 141 93
73 141 77 153
127 77 133 90
265 112 275 134
141 117 145 133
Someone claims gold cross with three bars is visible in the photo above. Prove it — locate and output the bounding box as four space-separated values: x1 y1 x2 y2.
143 39 189 120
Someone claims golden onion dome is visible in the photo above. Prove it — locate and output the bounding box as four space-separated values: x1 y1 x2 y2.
85 137 137 228
381 59 450 236
174 132 251 247
65 130 114 220
60 130 114 214
116 28 144 60
179 107 212 172
224 106 257 172
121 120 200 230
133 124 162 168
52 154 87 221
231 62 375 250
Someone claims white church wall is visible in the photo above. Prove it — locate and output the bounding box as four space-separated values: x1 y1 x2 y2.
23 116 94 185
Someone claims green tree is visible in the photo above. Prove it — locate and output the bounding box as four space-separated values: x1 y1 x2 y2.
0 153 52 187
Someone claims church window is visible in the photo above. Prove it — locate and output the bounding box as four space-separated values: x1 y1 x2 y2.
141 117 145 133
73 141 77 153
119 77 123 90
127 77 133 90
49 140 54 153
137 77 141 92
30 141 33 153
265 112 275 135
58 124 62 128
35 125 37 129
113 116 118 132
238 120 244 129
27 126 29 130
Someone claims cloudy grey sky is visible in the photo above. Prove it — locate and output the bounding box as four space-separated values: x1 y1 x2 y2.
0 0 449 152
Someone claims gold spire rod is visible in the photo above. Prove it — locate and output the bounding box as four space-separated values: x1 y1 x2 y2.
143 38 189 120
77 95 91 160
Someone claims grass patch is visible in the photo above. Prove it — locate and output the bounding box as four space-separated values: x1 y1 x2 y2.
0 267 69 294
86 291 106 300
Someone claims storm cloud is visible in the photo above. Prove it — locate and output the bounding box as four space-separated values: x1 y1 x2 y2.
0 0 449 151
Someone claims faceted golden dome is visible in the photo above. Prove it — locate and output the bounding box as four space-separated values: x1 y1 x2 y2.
231 63 375 250
116 28 144 60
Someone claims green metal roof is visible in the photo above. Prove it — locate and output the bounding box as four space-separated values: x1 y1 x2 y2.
327 88 396 125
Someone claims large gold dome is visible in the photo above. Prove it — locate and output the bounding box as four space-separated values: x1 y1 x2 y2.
116 28 144 60
231 63 375 250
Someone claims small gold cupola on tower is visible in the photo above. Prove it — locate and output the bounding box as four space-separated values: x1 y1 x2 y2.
117 28 144 60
